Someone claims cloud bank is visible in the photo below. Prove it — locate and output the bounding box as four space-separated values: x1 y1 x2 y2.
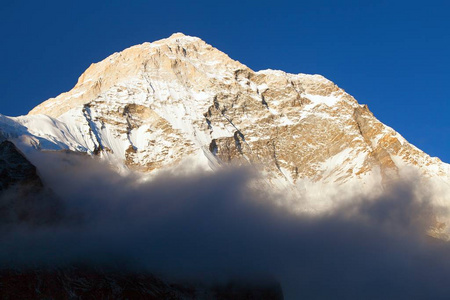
1 151 450 299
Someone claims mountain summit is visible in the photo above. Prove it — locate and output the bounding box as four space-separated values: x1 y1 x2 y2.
1 33 449 216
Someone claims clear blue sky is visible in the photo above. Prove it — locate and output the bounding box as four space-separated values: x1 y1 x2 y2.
1 0 449 163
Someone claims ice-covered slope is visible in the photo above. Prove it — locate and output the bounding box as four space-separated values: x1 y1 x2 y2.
1 33 449 213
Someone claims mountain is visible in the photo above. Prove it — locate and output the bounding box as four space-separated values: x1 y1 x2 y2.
1 33 448 215
1 32 450 299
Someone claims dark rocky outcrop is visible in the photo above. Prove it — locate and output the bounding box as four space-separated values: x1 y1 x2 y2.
0 141 62 226
0 268 283 300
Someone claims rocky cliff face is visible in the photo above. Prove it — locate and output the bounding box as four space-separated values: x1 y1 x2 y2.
1 33 449 212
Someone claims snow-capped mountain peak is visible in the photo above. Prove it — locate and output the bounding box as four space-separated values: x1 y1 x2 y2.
1 33 449 216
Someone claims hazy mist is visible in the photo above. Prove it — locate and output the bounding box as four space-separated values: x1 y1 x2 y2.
1 151 450 299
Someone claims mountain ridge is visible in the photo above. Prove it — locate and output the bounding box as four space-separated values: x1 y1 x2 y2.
1 33 449 217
